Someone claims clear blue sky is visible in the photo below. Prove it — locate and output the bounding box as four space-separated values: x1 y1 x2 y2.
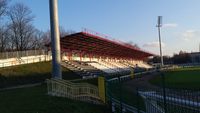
11 0 200 56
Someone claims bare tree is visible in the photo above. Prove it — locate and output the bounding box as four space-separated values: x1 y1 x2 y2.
59 26 68 37
59 26 75 37
0 0 9 51
32 29 44 49
0 25 9 52
41 30 51 46
7 3 35 51
0 0 8 18
41 27 76 47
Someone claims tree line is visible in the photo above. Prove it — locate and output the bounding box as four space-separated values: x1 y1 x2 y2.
0 0 72 52
148 51 192 65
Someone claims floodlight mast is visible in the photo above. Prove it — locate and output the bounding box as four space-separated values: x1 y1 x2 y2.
157 16 164 67
49 0 62 79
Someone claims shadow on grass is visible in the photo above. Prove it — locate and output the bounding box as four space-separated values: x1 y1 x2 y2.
0 84 111 113
0 61 81 88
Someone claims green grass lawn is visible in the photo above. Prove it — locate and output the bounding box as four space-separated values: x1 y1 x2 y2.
0 62 81 88
0 84 110 113
149 67 200 89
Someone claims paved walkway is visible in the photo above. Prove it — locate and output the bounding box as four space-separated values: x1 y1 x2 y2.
0 83 42 91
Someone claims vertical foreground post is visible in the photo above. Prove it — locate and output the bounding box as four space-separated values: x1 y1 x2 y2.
161 73 167 113
98 76 106 103
118 76 123 113
130 67 134 79
136 87 140 113
49 0 62 79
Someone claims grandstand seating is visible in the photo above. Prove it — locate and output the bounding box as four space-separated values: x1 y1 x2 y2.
61 61 92 78
123 60 152 69
98 60 120 73
109 61 130 71
88 62 117 74
61 59 152 78
61 61 107 78
68 60 107 76
97 60 131 74
135 61 152 69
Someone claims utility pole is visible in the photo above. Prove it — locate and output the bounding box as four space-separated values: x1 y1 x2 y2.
49 0 62 79
156 16 164 67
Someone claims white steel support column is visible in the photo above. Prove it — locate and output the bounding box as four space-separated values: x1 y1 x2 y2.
49 0 62 79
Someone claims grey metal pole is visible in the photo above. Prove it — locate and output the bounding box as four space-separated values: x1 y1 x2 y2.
157 16 164 67
158 26 164 66
49 0 62 79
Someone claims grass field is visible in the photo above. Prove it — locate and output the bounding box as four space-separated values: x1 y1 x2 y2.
0 84 110 113
0 62 81 88
149 67 200 89
0 62 111 113
3 62 199 112
108 82 146 111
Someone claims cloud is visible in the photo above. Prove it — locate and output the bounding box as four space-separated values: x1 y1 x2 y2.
182 30 199 41
143 41 165 48
163 23 178 28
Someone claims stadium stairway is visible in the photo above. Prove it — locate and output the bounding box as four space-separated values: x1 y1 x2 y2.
47 79 102 104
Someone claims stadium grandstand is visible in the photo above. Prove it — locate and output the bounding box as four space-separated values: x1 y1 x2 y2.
47 30 154 78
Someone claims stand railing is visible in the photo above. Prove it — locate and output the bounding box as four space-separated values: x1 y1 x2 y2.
47 79 102 104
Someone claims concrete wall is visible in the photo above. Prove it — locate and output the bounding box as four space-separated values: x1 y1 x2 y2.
0 55 52 68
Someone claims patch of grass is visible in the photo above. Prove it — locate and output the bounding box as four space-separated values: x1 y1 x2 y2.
72 78 98 86
168 66 200 71
149 67 200 89
0 84 110 113
0 62 81 88
108 82 145 111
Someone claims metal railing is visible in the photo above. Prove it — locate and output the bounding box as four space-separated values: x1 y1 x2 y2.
106 70 200 113
110 97 145 113
107 69 156 83
46 79 102 104
139 89 200 113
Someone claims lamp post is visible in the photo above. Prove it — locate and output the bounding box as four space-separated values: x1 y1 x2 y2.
156 16 164 67
49 0 62 79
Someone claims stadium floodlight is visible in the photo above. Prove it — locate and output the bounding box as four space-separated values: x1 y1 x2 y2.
49 0 62 79
156 16 164 67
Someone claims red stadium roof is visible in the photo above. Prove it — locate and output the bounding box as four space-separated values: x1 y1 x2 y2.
59 31 153 60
